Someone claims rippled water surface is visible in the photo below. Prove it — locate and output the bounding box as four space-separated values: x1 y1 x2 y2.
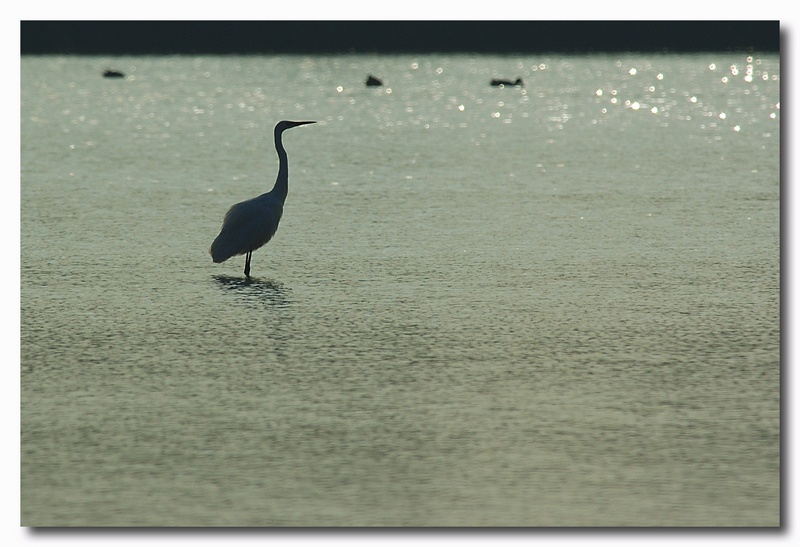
21 54 780 526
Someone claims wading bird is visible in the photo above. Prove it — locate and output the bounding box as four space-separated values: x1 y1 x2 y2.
210 120 316 278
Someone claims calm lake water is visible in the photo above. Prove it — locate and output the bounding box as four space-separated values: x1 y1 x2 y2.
20 53 780 526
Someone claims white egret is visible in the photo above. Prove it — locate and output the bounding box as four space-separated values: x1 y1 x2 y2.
210 120 315 278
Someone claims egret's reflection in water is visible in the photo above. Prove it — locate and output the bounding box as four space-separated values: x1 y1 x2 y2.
213 275 292 309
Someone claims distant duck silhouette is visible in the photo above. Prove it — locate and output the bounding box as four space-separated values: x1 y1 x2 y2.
490 78 524 87
365 75 383 87
103 69 125 78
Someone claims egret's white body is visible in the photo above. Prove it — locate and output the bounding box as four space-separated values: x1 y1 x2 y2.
210 120 315 277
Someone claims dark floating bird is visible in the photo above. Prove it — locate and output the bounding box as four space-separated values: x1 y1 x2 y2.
210 120 316 278
366 75 383 86
490 78 524 87
103 69 125 78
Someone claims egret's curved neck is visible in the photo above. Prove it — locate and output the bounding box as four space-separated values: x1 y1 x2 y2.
270 128 289 202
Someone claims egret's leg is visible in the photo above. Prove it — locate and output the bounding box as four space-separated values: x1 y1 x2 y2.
244 251 252 278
